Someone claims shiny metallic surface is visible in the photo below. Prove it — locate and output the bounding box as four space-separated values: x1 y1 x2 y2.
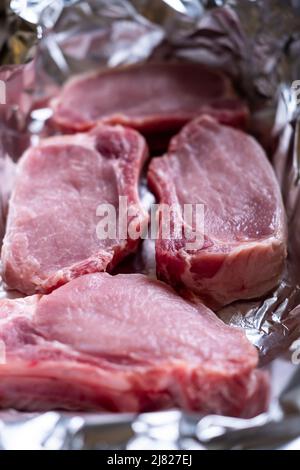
0 0 300 450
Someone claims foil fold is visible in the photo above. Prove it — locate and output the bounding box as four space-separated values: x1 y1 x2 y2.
0 0 300 450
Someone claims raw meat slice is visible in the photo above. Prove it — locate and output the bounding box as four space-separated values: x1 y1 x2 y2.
1 125 148 295
148 115 287 308
51 63 249 135
0 272 268 416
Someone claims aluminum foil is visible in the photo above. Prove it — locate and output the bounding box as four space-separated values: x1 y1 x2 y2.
0 0 300 450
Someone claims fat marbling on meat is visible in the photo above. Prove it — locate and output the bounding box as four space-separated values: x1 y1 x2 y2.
0 273 268 416
1 125 148 294
51 63 249 136
148 115 287 308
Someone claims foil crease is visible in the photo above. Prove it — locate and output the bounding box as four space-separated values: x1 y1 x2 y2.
0 0 300 450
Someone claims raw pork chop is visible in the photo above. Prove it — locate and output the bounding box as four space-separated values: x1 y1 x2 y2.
51 63 249 135
0 272 268 416
148 116 287 308
1 125 148 295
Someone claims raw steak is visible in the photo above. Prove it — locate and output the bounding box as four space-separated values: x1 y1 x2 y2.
51 63 249 136
148 115 287 308
1 125 148 295
0 272 268 416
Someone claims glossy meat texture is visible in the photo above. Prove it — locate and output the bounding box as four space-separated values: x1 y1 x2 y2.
0 273 268 416
1 125 148 295
51 63 249 135
148 116 287 308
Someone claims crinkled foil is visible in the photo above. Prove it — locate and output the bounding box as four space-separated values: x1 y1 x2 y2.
0 0 300 450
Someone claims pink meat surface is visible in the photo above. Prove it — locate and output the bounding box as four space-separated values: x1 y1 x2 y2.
1 125 148 295
51 63 248 135
0 272 268 416
148 115 287 308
